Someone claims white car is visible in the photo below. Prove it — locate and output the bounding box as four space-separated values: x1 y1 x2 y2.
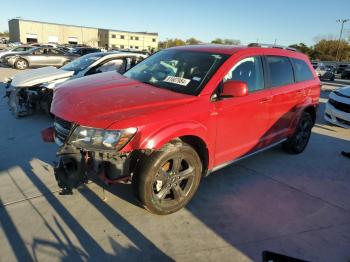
324 86 350 128
4 51 147 117
0 46 35 62
313 63 335 81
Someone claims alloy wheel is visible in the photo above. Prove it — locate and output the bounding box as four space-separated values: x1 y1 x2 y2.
152 155 196 208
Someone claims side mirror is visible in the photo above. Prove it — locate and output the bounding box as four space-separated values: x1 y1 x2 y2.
221 80 248 98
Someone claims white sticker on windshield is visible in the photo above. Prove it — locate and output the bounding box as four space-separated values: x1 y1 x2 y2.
192 77 201 82
164 76 191 86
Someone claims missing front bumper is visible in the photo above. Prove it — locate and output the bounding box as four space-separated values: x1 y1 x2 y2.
54 145 132 195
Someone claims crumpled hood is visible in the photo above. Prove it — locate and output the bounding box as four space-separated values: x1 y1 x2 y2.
11 66 74 87
51 71 195 129
335 86 350 98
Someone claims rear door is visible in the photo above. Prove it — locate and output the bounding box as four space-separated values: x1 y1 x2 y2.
264 55 300 142
48 48 67 66
214 56 273 166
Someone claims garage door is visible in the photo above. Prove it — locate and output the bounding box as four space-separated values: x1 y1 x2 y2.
48 35 58 43
68 37 78 44
26 33 38 43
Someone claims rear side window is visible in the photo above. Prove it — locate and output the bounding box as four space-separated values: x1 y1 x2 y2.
291 58 314 82
266 56 294 87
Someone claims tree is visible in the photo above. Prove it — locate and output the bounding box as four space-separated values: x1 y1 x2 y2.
314 39 350 61
158 38 186 49
211 38 240 45
289 39 350 61
288 43 317 59
211 38 224 44
223 39 241 45
186 37 201 45
0 31 9 37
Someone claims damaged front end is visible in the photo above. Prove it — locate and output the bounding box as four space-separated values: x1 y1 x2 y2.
5 83 53 117
43 117 137 194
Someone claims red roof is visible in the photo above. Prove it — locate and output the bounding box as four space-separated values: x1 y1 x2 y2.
168 44 306 59
170 44 245 55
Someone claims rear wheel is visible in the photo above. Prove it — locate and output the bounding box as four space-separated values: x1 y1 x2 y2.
133 141 202 215
283 112 313 154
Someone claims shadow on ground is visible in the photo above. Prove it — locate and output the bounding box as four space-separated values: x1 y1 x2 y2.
0 79 350 261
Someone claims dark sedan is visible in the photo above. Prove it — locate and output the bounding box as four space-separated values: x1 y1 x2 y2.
341 68 350 79
70 47 101 56
3 47 78 70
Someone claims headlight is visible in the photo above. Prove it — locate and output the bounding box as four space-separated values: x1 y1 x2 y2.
69 126 137 152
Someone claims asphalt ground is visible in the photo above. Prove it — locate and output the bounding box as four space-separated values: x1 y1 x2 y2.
0 67 349 261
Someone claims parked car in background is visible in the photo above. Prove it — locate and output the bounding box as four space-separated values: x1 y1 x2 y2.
341 68 350 79
0 38 8 44
4 51 147 117
336 64 349 74
2 47 78 69
43 45 320 215
7 42 22 47
313 63 335 81
70 47 101 56
117 49 150 55
324 86 350 128
29 43 58 48
326 65 336 73
0 46 35 62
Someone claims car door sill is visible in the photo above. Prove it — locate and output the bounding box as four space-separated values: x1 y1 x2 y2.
210 138 287 173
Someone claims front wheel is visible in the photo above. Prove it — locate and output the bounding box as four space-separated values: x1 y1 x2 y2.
133 141 202 215
14 58 28 70
283 112 313 154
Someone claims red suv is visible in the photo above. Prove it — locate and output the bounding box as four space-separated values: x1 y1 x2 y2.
45 45 320 215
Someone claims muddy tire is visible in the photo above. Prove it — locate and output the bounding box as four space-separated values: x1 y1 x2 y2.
283 112 313 154
133 141 202 215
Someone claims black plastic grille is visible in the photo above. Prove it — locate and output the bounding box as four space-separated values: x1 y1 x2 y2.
336 117 350 126
329 99 350 113
54 117 72 144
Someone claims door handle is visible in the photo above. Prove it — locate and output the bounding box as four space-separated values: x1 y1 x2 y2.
259 97 272 104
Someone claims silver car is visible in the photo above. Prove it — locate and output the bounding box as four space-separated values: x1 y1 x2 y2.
4 51 147 117
3 47 78 70
0 46 35 62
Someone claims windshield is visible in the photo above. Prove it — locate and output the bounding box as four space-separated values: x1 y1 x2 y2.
124 50 229 95
60 52 105 72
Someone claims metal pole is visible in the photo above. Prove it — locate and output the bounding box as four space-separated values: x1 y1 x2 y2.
336 19 349 61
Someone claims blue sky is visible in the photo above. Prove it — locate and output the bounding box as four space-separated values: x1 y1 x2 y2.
1 0 349 46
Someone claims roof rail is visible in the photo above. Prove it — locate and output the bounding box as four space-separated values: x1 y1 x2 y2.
247 43 298 52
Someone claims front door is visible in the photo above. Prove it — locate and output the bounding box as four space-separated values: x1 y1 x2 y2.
29 48 48 66
214 56 272 166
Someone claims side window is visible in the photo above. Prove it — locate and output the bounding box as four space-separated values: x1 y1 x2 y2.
291 58 314 82
50 49 64 55
33 48 44 55
96 59 126 74
266 56 294 87
224 56 264 92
